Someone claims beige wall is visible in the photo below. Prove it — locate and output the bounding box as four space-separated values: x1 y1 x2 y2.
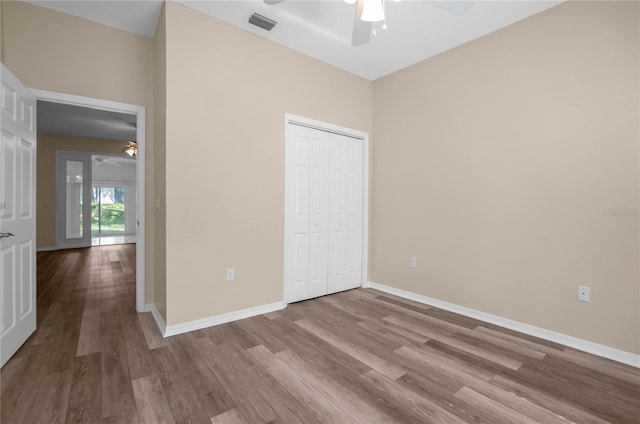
36 134 130 248
163 2 372 325
1 1 4 62
153 5 167 321
2 1 156 304
372 1 639 354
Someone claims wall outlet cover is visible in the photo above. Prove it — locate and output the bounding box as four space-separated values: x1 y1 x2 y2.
577 285 590 303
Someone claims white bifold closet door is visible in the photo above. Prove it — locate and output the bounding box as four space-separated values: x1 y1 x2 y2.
286 123 363 303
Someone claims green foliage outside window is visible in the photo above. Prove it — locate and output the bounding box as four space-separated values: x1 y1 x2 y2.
92 187 126 234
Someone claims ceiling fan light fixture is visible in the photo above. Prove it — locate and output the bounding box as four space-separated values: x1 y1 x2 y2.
361 0 385 22
123 141 137 157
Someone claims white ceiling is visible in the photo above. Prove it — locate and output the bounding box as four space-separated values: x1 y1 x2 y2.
25 0 164 38
25 0 562 81
38 101 137 141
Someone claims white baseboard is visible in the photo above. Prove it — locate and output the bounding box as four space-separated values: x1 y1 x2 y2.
145 303 167 336
36 246 57 252
156 301 286 338
368 282 640 368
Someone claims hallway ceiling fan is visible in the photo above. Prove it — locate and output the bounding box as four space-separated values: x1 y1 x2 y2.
263 0 474 47
121 141 138 157
93 156 121 167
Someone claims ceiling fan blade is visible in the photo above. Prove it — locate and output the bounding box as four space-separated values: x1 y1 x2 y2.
429 1 474 16
351 0 372 47
264 0 287 5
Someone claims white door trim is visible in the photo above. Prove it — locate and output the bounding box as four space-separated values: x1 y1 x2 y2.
32 89 147 313
284 113 369 303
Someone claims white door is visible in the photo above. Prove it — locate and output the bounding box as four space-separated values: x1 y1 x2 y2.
284 119 364 304
308 129 329 299
0 65 37 368
285 124 325 303
328 133 363 293
55 151 92 249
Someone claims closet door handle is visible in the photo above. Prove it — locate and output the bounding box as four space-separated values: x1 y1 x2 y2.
314 222 320 228
0 232 14 239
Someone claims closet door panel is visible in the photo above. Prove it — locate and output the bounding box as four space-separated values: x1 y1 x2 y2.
344 138 363 287
308 129 329 298
328 134 363 293
288 126 311 302
286 121 364 303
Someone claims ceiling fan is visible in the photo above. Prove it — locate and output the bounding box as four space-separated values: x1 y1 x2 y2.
93 156 121 167
120 141 138 157
263 0 474 47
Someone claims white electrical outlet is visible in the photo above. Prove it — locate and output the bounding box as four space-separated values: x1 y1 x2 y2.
409 256 417 268
226 268 235 282
577 285 590 303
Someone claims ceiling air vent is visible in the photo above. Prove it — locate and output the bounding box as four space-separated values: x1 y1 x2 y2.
248 13 277 31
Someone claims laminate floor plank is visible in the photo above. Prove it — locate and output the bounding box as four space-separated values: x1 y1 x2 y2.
170 339 237 418
101 297 139 424
361 294 438 322
374 295 434 316
263 311 282 320
305 306 408 356
1 343 53 422
453 386 539 424
217 338 321 424
76 307 102 357
357 319 429 346
233 316 288 353
551 347 640 386
247 345 356 424
320 361 431 424
474 325 564 356
150 345 211 424
396 372 497 424
138 311 169 350
461 327 548 360
459 379 570 424
384 315 524 370
131 374 176 424
361 370 467 424
0 356 23 394
512 356 640 423
45 292 85 374
319 295 390 322
210 408 249 424
116 297 156 380
296 318 406 379
275 349 395 423
395 345 495 385
489 374 613 424
260 315 373 376
66 352 103 424
2 248 637 424
25 370 72 424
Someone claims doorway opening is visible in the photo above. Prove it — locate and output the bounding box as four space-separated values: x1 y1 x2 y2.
35 90 147 312
91 154 137 246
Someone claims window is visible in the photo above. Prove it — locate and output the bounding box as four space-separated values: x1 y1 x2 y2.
92 186 126 235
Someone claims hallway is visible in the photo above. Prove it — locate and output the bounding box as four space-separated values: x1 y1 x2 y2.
0 245 163 422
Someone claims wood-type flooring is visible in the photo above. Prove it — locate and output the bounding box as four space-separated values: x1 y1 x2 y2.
1 245 638 423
